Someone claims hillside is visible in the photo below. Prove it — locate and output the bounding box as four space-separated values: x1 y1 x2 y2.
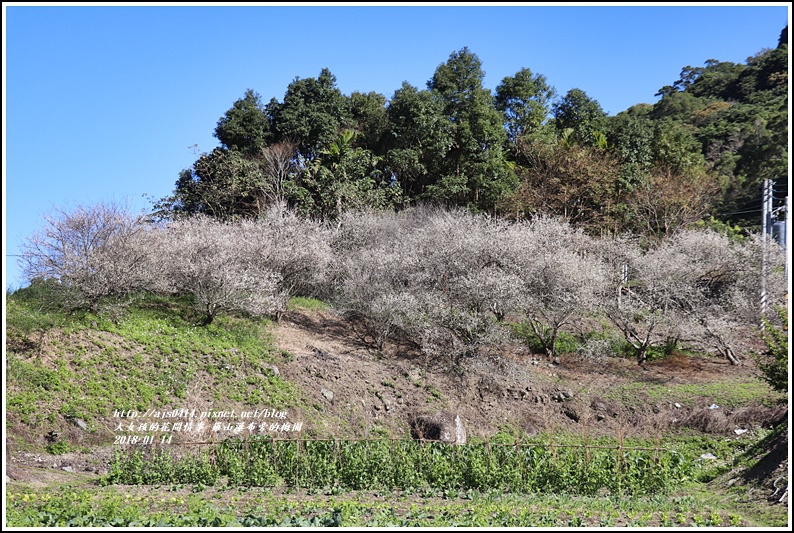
4 292 789 526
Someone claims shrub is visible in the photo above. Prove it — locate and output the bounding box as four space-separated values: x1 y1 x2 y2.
19 201 157 311
157 216 286 324
757 305 788 394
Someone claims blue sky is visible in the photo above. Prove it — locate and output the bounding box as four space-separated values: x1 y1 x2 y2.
3 2 790 290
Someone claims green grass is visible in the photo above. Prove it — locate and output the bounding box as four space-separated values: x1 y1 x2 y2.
508 322 584 355
5 291 306 446
286 296 330 312
601 379 780 409
6 480 777 527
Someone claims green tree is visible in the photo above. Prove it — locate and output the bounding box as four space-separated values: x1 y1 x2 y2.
552 88 608 146
383 82 453 200
605 112 655 191
651 119 706 175
156 148 267 220
426 47 516 211
687 60 744 100
494 67 556 145
672 65 705 92
649 45 789 229
293 130 401 219
650 90 708 122
267 68 353 162
704 47 789 226
736 46 788 99
214 89 271 154
350 90 389 154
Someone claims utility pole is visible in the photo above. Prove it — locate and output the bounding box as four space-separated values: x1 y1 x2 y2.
774 194 790 312
772 195 789 278
760 179 772 327
785 194 790 285
783 196 792 284
617 262 628 309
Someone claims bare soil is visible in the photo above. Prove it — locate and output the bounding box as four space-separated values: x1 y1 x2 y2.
270 308 785 440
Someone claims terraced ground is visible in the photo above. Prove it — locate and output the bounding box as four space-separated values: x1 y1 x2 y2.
4 292 789 527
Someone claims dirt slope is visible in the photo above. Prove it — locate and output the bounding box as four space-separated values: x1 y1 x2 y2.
5 306 788 511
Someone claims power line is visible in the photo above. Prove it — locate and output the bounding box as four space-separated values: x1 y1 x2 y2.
720 208 762 216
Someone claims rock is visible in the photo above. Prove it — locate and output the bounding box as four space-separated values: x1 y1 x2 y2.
260 362 280 376
552 390 572 402
734 428 748 435
410 412 467 444
700 453 717 460
523 422 539 438
72 418 89 431
563 407 580 422
311 346 333 360
590 398 618 418
674 402 681 409
596 413 605 421
5 465 25 481
406 367 422 381
61 466 74 473
552 357 561 365
380 394 392 411
320 388 334 401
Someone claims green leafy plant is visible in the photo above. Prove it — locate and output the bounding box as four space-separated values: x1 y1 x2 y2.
45 441 71 455
757 305 788 394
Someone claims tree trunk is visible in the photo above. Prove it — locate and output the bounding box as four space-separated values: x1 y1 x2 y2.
636 344 648 365
724 346 741 366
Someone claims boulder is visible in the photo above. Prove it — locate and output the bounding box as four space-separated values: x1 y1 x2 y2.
563 406 580 422
523 421 539 438
590 397 619 418
409 411 467 444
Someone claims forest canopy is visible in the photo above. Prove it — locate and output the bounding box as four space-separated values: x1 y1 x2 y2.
153 32 788 239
